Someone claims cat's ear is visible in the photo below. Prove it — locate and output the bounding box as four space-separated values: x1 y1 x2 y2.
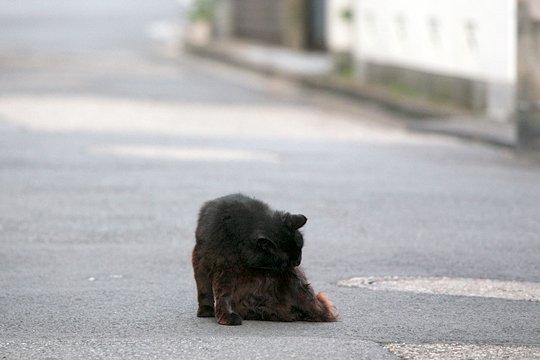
257 237 276 252
282 212 307 230
290 214 307 229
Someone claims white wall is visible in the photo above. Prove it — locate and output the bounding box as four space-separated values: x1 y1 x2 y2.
352 0 516 83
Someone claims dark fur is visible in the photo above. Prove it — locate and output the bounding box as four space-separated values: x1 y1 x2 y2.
192 193 337 325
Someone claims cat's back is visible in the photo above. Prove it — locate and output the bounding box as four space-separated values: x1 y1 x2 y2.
199 193 269 220
196 193 271 245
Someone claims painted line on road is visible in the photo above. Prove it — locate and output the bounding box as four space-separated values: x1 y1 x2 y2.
89 145 279 163
146 20 183 43
384 343 540 360
337 276 540 301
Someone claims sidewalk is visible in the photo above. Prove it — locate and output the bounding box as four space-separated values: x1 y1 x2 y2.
185 39 516 149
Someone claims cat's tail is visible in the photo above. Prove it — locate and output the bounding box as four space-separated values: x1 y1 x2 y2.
316 292 338 321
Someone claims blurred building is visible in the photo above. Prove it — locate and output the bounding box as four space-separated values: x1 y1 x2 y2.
198 0 540 135
328 0 516 121
517 0 540 149
212 0 326 50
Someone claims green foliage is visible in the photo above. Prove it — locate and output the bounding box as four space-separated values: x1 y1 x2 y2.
190 0 216 21
340 7 354 22
337 62 354 78
387 81 452 105
334 53 354 79
387 82 423 98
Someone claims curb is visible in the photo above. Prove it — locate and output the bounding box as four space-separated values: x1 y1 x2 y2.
407 119 516 149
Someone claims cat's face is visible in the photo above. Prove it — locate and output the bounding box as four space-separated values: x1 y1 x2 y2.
252 213 307 271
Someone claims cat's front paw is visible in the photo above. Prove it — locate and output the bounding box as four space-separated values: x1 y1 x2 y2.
217 312 243 326
197 305 215 317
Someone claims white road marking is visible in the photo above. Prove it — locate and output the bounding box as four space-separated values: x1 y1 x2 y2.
337 276 540 301
146 21 182 42
0 95 454 144
384 343 540 360
89 145 278 163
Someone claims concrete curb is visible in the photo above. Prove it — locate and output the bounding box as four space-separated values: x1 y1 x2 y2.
406 118 516 149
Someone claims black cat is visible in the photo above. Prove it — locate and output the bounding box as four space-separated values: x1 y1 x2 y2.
192 193 337 325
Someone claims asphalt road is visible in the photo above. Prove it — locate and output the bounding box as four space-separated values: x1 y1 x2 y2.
1 1 539 359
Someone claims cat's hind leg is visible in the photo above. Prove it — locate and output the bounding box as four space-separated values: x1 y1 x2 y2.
287 271 338 322
314 292 338 321
286 290 337 322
